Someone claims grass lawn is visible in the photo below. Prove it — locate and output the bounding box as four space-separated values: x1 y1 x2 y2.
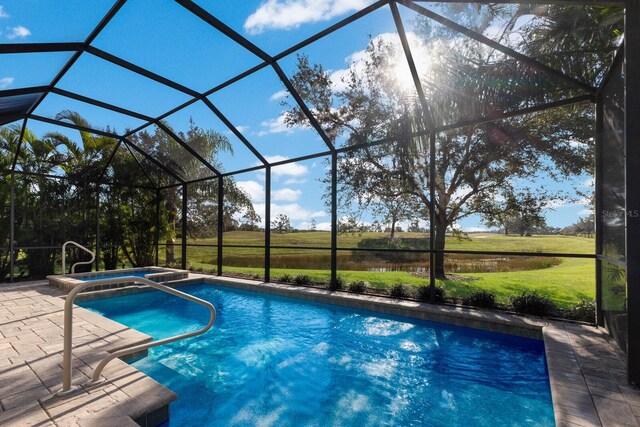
170 231 596 309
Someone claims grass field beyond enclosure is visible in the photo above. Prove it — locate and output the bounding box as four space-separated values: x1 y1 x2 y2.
162 232 596 309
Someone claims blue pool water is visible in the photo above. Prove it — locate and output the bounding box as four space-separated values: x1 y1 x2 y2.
78 272 150 281
79 284 554 426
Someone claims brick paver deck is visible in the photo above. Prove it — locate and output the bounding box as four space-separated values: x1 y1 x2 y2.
0 281 175 426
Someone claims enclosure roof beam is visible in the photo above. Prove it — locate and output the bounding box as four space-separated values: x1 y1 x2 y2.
273 0 389 61
121 62 270 139
118 91 597 191
121 136 185 184
4 168 155 190
125 0 389 152
28 114 121 138
271 61 337 152
85 46 201 98
66 46 224 176
201 97 268 165
9 117 28 172
174 0 271 63
25 0 128 118
390 1 436 131
0 42 83 54
0 86 49 98
154 121 221 176
598 42 624 94
97 139 122 183
434 94 594 133
122 140 158 188
122 0 390 155
398 0 597 95
158 164 269 190
50 88 155 122
174 0 337 153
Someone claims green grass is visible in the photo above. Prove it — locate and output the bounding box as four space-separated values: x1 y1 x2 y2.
166 231 596 309
206 258 593 309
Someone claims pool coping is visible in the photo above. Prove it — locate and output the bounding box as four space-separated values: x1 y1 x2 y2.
77 273 640 426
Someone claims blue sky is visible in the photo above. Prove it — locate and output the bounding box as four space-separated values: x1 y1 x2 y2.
1 0 593 232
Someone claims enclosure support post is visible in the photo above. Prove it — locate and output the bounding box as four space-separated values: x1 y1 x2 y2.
181 184 187 270
429 132 436 302
154 189 160 267
9 171 15 282
595 93 604 327
594 95 604 327
625 0 640 386
331 152 338 286
217 177 224 276
95 187 100 271
265 166 271 282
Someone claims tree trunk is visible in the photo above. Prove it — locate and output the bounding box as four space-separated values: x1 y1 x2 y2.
390 214 397 239
433 219 447 279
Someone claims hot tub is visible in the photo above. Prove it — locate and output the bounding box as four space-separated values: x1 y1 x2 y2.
48 267 189 292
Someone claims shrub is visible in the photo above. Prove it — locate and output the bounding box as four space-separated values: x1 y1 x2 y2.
278 274 293 283
570 299 596 323
348 280 367 294
510 292 555 316
329 276 344 291
417 285 446 303
294 275 311 286
461 291 497 309
390 284 413 299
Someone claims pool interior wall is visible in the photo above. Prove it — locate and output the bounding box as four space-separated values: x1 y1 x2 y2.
79 281 555 426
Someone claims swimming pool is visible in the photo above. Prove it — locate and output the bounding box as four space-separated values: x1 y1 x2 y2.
80 283 555 426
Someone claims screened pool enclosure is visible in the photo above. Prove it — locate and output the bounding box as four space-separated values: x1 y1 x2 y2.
1 1 639 383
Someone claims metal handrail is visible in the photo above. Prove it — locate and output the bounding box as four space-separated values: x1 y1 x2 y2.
62 241 96 274
57 276 216 396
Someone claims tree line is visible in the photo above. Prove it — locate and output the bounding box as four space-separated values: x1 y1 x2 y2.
0 113 256 279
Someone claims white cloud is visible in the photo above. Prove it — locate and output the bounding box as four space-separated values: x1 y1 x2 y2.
270 89 288 101
236 180 265 202
0 77 14 89
298 220 331 230
548 197 591 209
258 113 291 136
6 25 30 39
235 125 250 133
314 221 332 231
273 163 308 178
285 177 307 185
254 202 327 223
0 6 9 18
263 155 309 177
273 188 302 201
244 0 370 34
581 177 595 188
462 226 490 233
